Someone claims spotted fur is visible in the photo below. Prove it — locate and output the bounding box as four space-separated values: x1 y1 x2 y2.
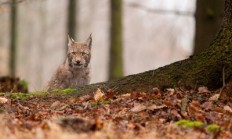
46 34 92 91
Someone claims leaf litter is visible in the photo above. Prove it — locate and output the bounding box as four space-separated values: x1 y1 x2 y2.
0 85 232 139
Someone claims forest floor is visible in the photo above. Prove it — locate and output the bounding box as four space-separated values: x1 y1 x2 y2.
0 84 232 139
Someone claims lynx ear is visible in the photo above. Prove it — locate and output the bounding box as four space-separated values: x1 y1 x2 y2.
68 35 75 47
85 33 92 49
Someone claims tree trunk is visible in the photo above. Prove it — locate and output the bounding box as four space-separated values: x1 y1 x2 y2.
67 0 77 48
109 0 123 80
194 0 224 54
9 0 17 77
71 0 232 97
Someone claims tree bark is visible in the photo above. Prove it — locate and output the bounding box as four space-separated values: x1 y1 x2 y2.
194 0 224 54
67 0 77 48
109 0 123 80
71 0 232 97
9 0 17 77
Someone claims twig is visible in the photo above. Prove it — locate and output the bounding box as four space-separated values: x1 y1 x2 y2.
126 2 194 16
219 66 226 98
180 95 188 118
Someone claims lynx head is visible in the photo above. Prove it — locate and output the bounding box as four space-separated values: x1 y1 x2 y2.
67 34 92 69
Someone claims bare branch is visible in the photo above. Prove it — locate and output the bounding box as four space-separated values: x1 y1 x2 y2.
0 0 27 5
126 2 194 16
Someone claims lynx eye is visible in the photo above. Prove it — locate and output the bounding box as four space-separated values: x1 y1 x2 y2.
81 51 86 55
72 52 77 54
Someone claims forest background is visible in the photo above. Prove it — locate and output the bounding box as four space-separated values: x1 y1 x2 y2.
0 0 223 91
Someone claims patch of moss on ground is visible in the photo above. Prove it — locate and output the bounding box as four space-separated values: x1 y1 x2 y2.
206 124 220 132
175 120 204 128
10 91 48 99
50 88 77 94
176 119 221 132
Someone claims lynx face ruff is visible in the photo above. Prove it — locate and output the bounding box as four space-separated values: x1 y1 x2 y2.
46 34 92 91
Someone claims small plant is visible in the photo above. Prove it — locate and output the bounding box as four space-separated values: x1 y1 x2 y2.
176 120 221 132
18 80 28 91
175 120 204 128
206 124 220 132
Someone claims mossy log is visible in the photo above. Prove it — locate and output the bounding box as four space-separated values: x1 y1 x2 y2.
73 24 232 96
72 0 232 97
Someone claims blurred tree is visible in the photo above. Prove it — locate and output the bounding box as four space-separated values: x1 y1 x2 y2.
109 0 123 80
67 0 77 47
194 0 224 54
9 0 17 77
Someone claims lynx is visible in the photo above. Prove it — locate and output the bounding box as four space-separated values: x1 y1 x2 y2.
46 34 92 91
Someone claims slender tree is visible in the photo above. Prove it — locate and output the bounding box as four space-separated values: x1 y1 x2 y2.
67 0 77 48
9 0 17 77
109 0 123 80
194 0 224 54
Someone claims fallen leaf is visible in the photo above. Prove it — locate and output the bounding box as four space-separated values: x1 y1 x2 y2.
82 102 90 109
163 100 174 107
205 112 221 122
58 117 99 133
201 102 213 110
0 97 8 104
147 104 167 111
131 103 146 112
51 101 61 108
224 105 232 113
198 86 209 93
94 88 105 101
167 88 175 94
209 94 220 101
121 93 131 98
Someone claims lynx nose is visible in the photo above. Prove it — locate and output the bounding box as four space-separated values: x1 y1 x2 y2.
75 60 81 65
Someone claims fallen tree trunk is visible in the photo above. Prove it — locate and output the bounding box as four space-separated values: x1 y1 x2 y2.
73 0 232 97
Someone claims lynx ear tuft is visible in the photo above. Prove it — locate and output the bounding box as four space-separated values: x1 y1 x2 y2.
85 33 92 49
68 35 75 47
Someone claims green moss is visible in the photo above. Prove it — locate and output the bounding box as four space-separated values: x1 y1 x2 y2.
206 124 220 132
18 80 28 90
175 120 204 128
5 88 76 100
10 91 48 99
51 88 77 94
176 120 221 132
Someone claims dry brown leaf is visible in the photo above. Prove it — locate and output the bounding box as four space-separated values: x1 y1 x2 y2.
0 97 8 104
147 104 167 111
188 100 204 116
131 103 146 112
163 100 174 107
82 102 90 109
209 94 220 101
198 86 209 93
201 102 213 110
224 106 232 113
191 100 201 107
94 88 105 101
121 93 131 98
79 94 92 102
51 101 61 108
205 112 221 122
167 88 175 94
